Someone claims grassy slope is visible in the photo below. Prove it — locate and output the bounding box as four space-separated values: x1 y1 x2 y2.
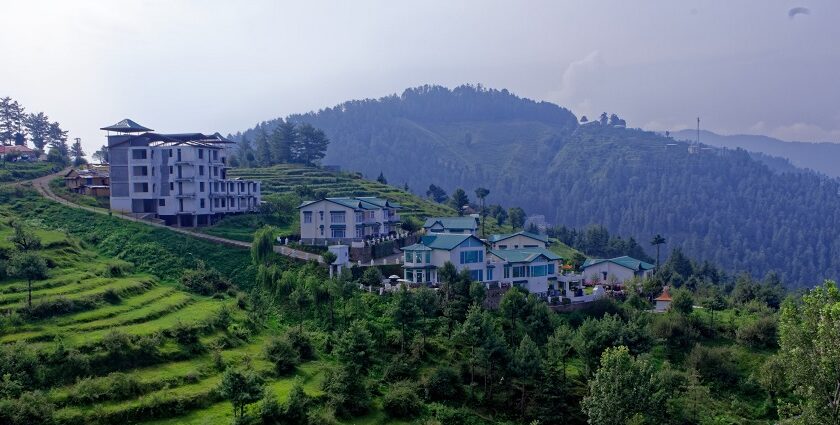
0 161 60 183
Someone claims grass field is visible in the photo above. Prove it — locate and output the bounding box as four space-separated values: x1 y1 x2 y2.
0 161 60 183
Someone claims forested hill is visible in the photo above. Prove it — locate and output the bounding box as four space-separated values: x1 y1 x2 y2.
234 85 840 287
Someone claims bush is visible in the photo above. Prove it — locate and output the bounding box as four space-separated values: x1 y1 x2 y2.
424 366 463 402
685 344 739 387
284 327 314 361
382 354 417 383
264 336 300 374
736 316 777 348
69 372 143 404
180 261 231 295
0 390 55 425
649 312 699 351
383 380 422 419
102 288 121 304
170 321 203 354
103 260 133 278
322 366 370 417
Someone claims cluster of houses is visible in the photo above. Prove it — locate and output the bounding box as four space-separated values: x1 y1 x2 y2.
298 197 659 305
64 165 110 197
0 144 39 161
101 119 261 226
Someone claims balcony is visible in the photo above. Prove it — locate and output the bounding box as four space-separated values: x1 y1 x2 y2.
175 176 194 182
175 192 195 198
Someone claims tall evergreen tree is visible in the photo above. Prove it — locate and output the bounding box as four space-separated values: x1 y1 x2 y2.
70 138 86 166
294 123 329 165
24 112 50 151
377 171 387 185
254 128 272 167
92 145 109 164
47 121 68 157
0 97 25 146
270 120 296 164
449 188 470 215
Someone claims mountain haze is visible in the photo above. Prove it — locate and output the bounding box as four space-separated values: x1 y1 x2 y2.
235 85 840 287
672 129 840 178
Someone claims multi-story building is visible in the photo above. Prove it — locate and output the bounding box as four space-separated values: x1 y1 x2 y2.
581 256 655 286
102 119 261 226
422 216 479 235
487 231 548 250
297 196 402 244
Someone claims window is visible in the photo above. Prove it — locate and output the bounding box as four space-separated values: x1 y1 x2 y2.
405 252 412 263
319 211 324 221
547 264 555 275
415 251 424 263
200 199 205 208
512 265 526 278
198 149 204 159
459 250 483 264
319 226 324 236
405 270 413 282
131 149 147 159
214 182 219 191
133 182 149 192
330 211 346 223
221 198 226 207
132 166 148 176
169 166 173 174
303 211 312 223
199 182 205 192
214 198 219 207
469 269 484 282
158 199 165 206
331 228 345 238
213 150 218 160
487 268 494 281
356 227 363 238
530 265 547 277
199 165 204 176
168 149 173 158
213 167 218 176
425 251 431 263
504 265 511 279
170 182 174 191
356 212 364 222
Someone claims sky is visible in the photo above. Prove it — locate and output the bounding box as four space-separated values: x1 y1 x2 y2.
2 0 840 155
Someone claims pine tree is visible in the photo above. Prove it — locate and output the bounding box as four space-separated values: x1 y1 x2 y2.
236 135 254 167
47 121 69 157
24 112 50 151
271 120 296 164
254 128 272 167
294 124 329 166
70 138 86 166
0 97 25 145
377 172 387 185
92 145 109 164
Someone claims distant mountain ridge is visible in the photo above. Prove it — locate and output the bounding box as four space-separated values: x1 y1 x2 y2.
671 129 840 178
234 85 840 287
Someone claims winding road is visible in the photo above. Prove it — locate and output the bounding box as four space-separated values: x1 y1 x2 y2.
27 169 324 263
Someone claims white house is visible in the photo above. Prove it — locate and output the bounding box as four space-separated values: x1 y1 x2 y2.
423 216 478 235
654 287 672 312
487 231 548 250
401 233 487 284
581 256 654 286
103 119 261 227
298 197 402 244
487 247 561 295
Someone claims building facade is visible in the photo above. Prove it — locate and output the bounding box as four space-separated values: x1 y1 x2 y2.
103 119 260 226
581 256 655 286
487 231 548 250
298 197 402 244
422 216 479 235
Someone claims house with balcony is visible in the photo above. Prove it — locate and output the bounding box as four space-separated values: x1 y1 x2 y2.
401 233 488 284
487 247 562 295
422 216 479 235
103 119 261 226
298 196 402 244
581 255 655 287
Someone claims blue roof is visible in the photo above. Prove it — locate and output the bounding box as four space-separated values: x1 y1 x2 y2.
417 233 483 251
401 243 431 251
488 231 549 244
489 247 561 263
298 196 400 210
582 256 655 271
423 216 478 230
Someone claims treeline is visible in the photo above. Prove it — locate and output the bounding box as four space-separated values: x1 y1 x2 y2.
0 96 83 165
229 120 329 168
549 225 653 264
237 85 840 286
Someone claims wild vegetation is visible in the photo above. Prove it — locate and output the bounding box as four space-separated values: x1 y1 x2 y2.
234 85 840 287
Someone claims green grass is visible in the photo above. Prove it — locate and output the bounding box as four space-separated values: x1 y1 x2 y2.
0 161 60 183
548 238 582 259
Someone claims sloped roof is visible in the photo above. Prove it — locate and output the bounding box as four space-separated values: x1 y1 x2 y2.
297 197 396 211
488 231 549 244
489 247 561 263
582 256 655 271
0 145 34 154
423 216 478 230
107 132 229 149
654 287 672 302
401 243 432 251
356 196 403 209
419 233 481 250
100 119 153 133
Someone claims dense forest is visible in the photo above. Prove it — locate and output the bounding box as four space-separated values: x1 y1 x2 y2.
3 186 838 424
234 85 840 287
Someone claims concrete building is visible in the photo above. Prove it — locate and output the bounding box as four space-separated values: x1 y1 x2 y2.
487 247 562 295
297 197 402 244
654 287 672 312
487 231 548 250
581 256 655 286
422 216 479 235
402 233 487 284
103 119 260 226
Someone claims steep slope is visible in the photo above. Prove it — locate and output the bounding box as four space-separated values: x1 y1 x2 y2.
235 85 840 286
672 129 840 178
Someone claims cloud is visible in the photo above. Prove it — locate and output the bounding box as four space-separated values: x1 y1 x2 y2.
788 7 810 19
769 122 840 143
549 51 604 117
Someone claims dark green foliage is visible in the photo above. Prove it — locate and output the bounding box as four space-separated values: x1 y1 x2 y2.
8 251 48 308
334 321 374 375
736 316 778 348
7 223 41 252
321 365 370 417
251 226 275 266
68 372 143 404
549 224 654 263
179 260 231 296
264 336 300 374
0 390 55 425
383 381 422 418
649 312 699 352
685 344 740 387
426 184 448 203
671 288 694 315
283 327 314 361
423 365 464 402
449 188 469 213
360 267 382 287
219 366 264 420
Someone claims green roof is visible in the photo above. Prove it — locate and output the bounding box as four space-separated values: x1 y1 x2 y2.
423 216 478 231
488 231 549 244
401 243 432 251
298 196 398 210
582 256 655 271
418 234 481 250
489 247 561 263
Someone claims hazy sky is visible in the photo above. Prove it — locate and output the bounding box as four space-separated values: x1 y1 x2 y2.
3 0 839 154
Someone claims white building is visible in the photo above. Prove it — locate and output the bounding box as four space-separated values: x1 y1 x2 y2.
423 216 478 235
103 119 261 226
654 287 672 312
297 197 402 244
487 231 548 250
402 233 488 284
487 247 562 295
581 256 655 286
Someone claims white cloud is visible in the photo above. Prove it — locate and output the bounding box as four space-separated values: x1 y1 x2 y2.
769 122 840 143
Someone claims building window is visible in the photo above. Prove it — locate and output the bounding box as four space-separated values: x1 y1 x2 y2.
488 268 494 281
469 269 484 282
170 182 174 191
214 198 220 207
169 166 173 174
330 211 345 223
414 251 424 263
504 265 511 279
512 265 526 278
200 199 205 208
356 211 363 222
547 264 555 275
159 199 165 206
213 150 218 160
221 198 226 207
168 149 173 157
131 149 147 159
406 270 413 282
198 149 204 159
459 250 483 264
425 251 431 263
133 182 149 192
132 166 148 176
331 228 345 238
198 182 204 192
530 265 547 277
199 165 204 176
405 252 412 263
319 226 323 236
356 227 363 238
303 211 312 223
214 167 218 176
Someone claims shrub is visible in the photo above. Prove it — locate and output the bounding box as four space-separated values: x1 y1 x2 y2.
736 316 777 348
649 312 699 351
22 297 96 319
382 353 417 383
685 344 739 387
383 380 422 418
102 288 121 304
103 260 133 278
0 390 54 425
170 321 203 354
264 336 300 374
70 372 143 404
179 260 231 296
284 327 314 361
424 366 463 402
322 366 370 417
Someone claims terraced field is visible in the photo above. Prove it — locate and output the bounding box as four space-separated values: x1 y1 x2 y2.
0 210 323 424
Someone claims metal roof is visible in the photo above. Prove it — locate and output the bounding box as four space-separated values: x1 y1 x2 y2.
488 231 549 244
488 247 561 263
582 256 655 271
423 216 478 230
100 119 153 133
